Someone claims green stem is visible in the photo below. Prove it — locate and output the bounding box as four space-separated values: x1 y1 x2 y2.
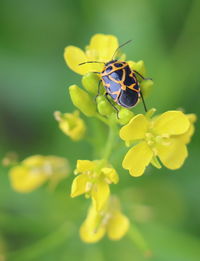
95 114 110 126
8 222 74 261
127 224 152 258
103 123 117 161
47 175 68 192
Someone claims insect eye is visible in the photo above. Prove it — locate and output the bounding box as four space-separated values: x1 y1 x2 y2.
115 63 123 67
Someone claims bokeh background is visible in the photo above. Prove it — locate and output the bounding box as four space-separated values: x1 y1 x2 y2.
0 0 200 260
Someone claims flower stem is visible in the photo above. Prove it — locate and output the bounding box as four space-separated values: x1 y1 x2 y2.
8 222 74 261
103 123 117 161
95 114 110 126
127 224 152 258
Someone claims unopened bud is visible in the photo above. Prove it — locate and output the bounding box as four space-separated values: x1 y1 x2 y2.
117 108 134 125
69 85 96 117
96 95 115 116
82 73 102 95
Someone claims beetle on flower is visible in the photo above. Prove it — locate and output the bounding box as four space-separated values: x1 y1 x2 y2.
64 34 153 115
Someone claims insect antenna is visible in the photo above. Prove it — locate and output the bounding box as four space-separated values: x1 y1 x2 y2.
79 61 105 66
140 90 147 112
111 39 132 60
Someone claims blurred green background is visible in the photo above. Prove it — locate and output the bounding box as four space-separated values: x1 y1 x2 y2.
0 0 200 260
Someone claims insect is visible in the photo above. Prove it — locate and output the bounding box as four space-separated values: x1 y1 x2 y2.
79 40 150 115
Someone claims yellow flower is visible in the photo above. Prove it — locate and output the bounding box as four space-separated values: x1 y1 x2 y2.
120 110 195 177
64 34 119 75
80 196 129 243
64 34 153 103
71 160 119 211
9 155 69 193
178 113 197 144
54 110 86 141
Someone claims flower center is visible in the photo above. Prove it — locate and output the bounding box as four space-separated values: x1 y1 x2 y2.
145 132 155 146
145 131 170 147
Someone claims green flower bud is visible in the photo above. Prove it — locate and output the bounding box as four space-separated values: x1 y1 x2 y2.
82 73 103 95
96 95 115 116
140 79 153 97
128 60 146 76
69 85 96 117
117 108 134 125
145 108 156 119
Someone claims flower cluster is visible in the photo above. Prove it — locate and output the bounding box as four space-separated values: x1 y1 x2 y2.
9 155 69 192
54 110 86 141
80 196 129 243
120 110 196 176
71 160 119 211
62 33 196 244
6 34 196 247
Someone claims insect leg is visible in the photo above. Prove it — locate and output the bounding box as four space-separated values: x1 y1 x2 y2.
104 93 120 118
133 70 152 81
95 79 102 101
139 89 147 112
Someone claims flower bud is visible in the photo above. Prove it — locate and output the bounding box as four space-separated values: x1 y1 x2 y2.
82 72 102 95
96 95 115 116
54 110 86 141
69 85 96 117
128 60 146 76
145 108 156 119
9 155 69 193
117 108 134 125
140 79 153 97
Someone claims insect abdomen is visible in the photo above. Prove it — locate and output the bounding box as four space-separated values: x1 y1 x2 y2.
101 62 140 107
118 88 139 108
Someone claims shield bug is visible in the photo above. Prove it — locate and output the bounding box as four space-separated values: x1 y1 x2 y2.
79 40 150 115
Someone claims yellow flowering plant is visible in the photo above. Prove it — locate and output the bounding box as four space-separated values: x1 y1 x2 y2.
120 110 196 177
9 155 70 193
54 110 86 141
6 33 196 253
80 196 129 243
71 160 119 211
62 33 196 247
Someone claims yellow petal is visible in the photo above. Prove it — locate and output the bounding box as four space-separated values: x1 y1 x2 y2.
76 160 96 173
70 174 88 197
187 113 197 123
178 124 195 144
80 204 105 243
54 111 86 141
91 179 110 211
119 114 148 142
88 34 119 62
101 167 119 184
122 142 153 177
22 155 44 166
64 46 92 75
107 212 130 240
156 138 188 169
153 111 190 135
178 113 197 144
80 219 105 243
23 155 69 177
9 166 47 193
